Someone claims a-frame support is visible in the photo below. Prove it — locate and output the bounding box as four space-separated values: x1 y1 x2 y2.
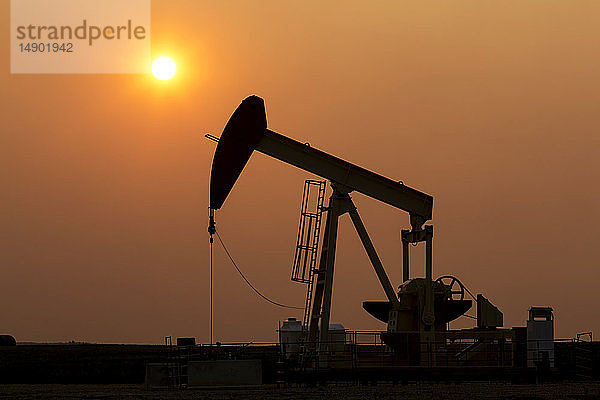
307 189 344 349
307 186 402 361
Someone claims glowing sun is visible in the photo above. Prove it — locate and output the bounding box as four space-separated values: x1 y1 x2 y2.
152 57 176 80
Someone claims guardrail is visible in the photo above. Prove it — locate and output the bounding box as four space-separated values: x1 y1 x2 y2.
156 332 596 385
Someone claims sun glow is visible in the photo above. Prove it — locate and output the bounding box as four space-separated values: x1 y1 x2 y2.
151 56 176 80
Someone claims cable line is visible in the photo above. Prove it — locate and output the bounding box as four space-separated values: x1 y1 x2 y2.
209 232 214 344
214 230 303 310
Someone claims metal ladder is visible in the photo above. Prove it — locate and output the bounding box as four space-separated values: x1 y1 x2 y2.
291 180 326 329
164 336 189 390
164 336 179 390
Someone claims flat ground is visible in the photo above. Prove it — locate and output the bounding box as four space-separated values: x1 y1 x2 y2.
1 383 599 400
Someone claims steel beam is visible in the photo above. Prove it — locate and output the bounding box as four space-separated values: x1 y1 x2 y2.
402 238 409 282
317 193 343 353
346 198 400 307
307 202 332 344
256 129 433 228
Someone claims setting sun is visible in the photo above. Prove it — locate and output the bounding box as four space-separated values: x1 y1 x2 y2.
151 56 176 80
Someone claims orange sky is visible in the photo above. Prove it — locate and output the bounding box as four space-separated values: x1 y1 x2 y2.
1 1 599 344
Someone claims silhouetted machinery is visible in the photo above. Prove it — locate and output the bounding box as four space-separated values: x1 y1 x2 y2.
208 96 508 367
364 277 472 331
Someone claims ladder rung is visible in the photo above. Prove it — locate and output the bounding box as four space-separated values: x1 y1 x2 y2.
293 179 327 329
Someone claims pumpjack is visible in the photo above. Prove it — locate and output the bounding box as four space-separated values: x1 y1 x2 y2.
208 96 506 367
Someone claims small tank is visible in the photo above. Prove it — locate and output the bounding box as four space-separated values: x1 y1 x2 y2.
279 318 303 359
278 318 346 360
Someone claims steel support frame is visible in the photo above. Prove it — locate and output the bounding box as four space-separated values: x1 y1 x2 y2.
401 226 435 329
308 186 400 361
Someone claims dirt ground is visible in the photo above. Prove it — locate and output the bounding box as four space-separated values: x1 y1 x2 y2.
1 383 599 400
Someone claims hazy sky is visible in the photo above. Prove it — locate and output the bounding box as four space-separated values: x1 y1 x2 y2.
1 1 599 344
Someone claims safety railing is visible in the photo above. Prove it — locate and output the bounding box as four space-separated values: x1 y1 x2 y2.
280 330 518 370
155 333 596 385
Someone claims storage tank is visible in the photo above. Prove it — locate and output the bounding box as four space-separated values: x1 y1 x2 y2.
279 318 303 359
527 307 554 368
278 319 346 359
